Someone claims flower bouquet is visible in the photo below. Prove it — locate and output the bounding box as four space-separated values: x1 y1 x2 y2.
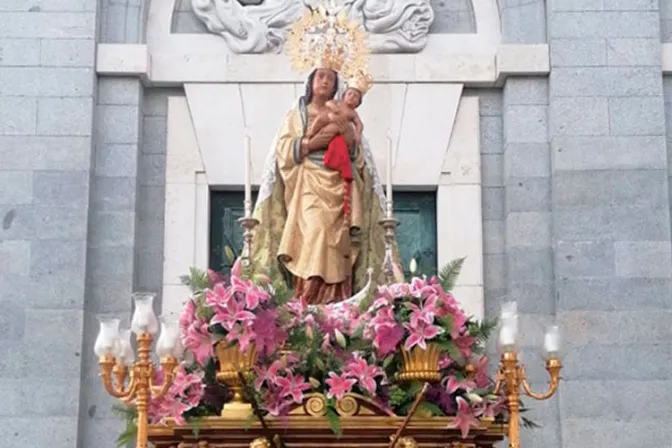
113 257 519 446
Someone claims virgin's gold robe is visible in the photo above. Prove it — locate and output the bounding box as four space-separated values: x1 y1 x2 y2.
251 97 402 303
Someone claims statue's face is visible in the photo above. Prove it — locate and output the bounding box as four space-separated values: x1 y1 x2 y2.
312 69 336 98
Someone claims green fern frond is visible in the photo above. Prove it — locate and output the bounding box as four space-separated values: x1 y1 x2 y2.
437 257 466 291
325 405 342 438
181 266 211 295
111 404 137 447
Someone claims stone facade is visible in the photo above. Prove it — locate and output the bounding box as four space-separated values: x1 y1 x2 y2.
1 1 671 447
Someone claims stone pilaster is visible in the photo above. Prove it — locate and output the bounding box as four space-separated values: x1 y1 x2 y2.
0 0 99 445
548 1 672 446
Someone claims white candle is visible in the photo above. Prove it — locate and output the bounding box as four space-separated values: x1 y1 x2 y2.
244 134 252 210
386 132 393 205
544 325 561 357
499 326 516 347
499 301 518 348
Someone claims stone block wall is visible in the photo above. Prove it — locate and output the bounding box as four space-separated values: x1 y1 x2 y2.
0 0 99 446
548 0 672 445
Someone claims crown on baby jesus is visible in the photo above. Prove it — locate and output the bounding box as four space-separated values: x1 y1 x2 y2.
286 7 369 79
347 70 374 95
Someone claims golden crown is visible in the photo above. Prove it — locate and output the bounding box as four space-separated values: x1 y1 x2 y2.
347 70 374 96
286 7 369 80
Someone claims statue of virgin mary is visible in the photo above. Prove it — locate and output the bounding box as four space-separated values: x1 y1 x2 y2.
251 67 403 304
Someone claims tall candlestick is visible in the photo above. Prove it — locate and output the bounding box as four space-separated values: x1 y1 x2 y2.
386 131 393 210
244 134 252 216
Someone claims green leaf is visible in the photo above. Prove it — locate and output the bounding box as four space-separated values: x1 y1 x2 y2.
325 406 342 438
243 413 256 430
407 381 424 397
187 415 206 438
116 427 137 448
382 355 395 369
314 357 326 372
224 245 236 262
437 314 454 335
111 403 138 447
521 416 541 429
437 340 462 362
437 257 465 291
418 401 444 416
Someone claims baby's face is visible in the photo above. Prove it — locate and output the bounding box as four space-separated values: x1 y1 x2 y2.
343 88 362 108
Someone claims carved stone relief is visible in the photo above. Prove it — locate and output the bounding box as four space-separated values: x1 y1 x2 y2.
190 0 435 53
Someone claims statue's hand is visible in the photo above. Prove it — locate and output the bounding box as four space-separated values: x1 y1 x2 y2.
342 125 355 148
334 116 350 134
307 130 333 150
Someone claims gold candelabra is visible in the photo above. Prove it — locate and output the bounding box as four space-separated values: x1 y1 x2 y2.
95 292 182 448
495 302 562 448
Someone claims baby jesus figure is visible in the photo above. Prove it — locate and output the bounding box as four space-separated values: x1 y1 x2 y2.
306 87 364 147
304 87 365 219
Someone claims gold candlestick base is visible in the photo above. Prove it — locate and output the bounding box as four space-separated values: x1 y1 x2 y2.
378 216 399 284
222 401 255 419
237 215 260 267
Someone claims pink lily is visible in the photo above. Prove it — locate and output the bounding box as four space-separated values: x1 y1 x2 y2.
230 275 267 310
403 322 441 350
438 355 452 369
276 371 312 403
225 322 255 353
453 333 477 359
473 396 506 420
409 277 435 298
182 321 213 366
254 359 284 389
253 308 286 357
205 283 233 309
445 375 477 394
207 268 224 285
374 282 409 308
325 372 357 401
409 295 439 327
448 397 480 438
345 354 385 395
471 355 491 388
211 297 255 331
373 324 404 357
231 257 243 278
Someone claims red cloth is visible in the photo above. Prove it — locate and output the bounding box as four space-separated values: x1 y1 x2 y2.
323 134 353 217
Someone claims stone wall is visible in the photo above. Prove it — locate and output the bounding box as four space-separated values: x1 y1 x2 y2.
548 1 672 446
0 0 98 445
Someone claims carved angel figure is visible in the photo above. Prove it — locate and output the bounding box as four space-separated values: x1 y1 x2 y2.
191 0 303 53
190 0 434 53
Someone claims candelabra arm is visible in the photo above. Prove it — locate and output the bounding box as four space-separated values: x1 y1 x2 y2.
493 366 504 395
150 356 179 399
520 359 562 401
99 356 135 399
119 375 139 404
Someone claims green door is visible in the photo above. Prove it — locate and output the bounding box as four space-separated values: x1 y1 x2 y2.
392 192 437 277
209 191 437 276
209 191 258 273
